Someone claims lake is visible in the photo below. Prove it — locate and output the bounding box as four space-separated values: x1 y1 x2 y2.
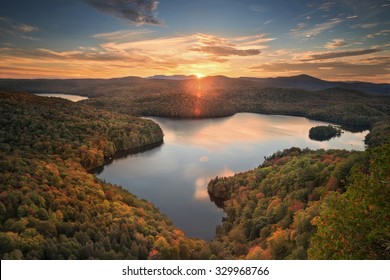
34 93 88 102
96 113 368 240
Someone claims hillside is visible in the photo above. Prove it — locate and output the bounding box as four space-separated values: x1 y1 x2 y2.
1 85 389 260
207 142 390 259
0 90 208 260
1 75 389 96
1 76 389 128
240 74 390 95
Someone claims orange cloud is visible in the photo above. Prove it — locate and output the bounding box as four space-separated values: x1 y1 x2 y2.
0 32 274 78
301 48 382 61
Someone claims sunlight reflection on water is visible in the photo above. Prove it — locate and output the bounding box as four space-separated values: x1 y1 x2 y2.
97 113 368 240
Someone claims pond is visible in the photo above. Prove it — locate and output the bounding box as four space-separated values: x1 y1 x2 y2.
96 113 368 240
34 93 88 102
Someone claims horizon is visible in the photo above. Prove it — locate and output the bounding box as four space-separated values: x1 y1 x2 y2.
0 0 389 82
1 73 389 85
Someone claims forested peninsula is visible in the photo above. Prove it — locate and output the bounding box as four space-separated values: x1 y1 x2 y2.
0 76 389 260
1 76 390 127
0 90 208 259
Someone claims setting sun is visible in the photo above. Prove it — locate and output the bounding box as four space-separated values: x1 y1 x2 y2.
195 73 205 79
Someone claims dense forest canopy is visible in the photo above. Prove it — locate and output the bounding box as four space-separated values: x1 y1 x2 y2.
0 77 389 260
207 144 389 259
1 76 389 127
309 125 342 141
0 90 208 259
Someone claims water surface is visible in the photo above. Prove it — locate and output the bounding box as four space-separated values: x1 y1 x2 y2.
35 93 88 102
97 113 368 240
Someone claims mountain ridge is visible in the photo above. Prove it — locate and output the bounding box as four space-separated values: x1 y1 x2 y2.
0 74 389 95
239 74 390 95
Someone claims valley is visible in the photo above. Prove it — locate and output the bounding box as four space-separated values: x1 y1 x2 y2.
1 76 389 259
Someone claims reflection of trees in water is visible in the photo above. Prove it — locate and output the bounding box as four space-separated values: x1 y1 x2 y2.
208 190 225 209
92 140 163 174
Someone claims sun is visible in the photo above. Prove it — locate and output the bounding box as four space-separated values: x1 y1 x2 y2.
195 73 205 79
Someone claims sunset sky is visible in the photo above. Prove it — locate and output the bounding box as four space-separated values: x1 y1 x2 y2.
0 0 389 82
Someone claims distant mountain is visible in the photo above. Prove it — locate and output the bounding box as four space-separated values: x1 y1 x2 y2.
148 75 196 80
0 74 388 95
239 74 390 95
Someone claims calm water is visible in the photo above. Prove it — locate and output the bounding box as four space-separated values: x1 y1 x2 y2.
35 93 88 102
97 113 368 240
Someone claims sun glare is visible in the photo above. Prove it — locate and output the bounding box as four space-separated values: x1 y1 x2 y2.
195 73 205 79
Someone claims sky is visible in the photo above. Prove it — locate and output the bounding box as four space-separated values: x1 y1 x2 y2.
0 0 389 82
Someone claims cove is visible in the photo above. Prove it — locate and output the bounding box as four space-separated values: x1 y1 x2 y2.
96 113 368 240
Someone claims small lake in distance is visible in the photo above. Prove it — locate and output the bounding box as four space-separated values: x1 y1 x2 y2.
96 113 368 240
34 93 88 102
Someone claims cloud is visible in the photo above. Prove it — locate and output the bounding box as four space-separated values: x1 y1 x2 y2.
1 32 246 78
191 45 261 57
0 17 37 33
360 56 390 66
233 34 276 46
352 22 378 29
290 23 306 33
325 39 348 49
302 48 382 61
192 33 232 46
83 0 162 25
93 29 153 41
249 58 390 82
0 43 184 79
0 17 39 40
190 33 269 58
0 47 125 61
365 29 390 39
0 29 274 79
291 18 343 38
318 2 335 12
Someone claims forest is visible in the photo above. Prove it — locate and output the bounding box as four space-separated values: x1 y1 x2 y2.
309 125 342 141
1 76 390 128
0 90 208 259
207 143 389 259
206 117 389 259
0 77 389 260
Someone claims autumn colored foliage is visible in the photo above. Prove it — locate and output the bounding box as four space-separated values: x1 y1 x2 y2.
0 90 207 259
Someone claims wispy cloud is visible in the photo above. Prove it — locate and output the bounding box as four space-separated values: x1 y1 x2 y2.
0 44 181 78
290 22 306 33
0 32 272 78
352 22 379 29
0 16 39 40
190 33 270 58
302 48 382 61
325 39 348 49
191 45 261 57
232 34 276 47
249 57 390 82
365 29 390 39
318 2 335 12
83 0 163 25
291 18 343 38
0 17 37 33
93 29 154 41
0 47 126 62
